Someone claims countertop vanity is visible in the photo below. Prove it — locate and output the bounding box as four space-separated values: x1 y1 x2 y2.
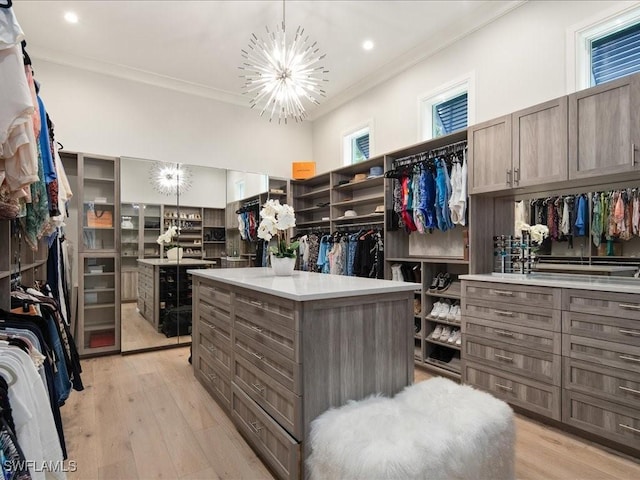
189 267 419 479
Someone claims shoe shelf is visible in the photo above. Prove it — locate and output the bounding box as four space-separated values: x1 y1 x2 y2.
425 338 461 351
424 356 461 375
425 281 461 299
426 317 461 327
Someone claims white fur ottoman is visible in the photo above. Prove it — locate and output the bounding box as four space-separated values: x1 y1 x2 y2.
307 377 515 480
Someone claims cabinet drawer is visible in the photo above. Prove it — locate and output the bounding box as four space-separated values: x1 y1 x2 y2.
562 390 640 450
236 291 299 331
198 328 231 377
231 383 300 480
464 335 561 385
234 355 302 440
562 311 640 346
463 316 561 354
199 281 231 308
463 281 561 309
463 298 561 331
199 307 232 342
464 362 560 420
563 335 640 374
563 358 640 409
564 289 640 321
195 350 231 411
235 309 300 363
234 331 301 395
200 299 231 326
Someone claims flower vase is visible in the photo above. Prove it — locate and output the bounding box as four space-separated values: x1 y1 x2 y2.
270 254 296 276
166 247 184 262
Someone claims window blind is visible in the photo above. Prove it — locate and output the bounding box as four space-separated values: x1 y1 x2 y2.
355 134 370 160
434 93 468 135
592 22 640 85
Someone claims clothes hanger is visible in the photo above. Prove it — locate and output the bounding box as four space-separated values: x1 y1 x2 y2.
0 363 17 387
0 0 13 9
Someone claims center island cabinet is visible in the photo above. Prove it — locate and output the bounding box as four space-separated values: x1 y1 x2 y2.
188 267 420 480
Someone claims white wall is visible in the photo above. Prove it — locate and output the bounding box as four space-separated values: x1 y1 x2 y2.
311 0 634 173
35 60 312 178
226 170 269 202
120 157 226 208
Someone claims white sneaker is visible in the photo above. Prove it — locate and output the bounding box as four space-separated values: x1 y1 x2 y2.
446 304 456 321
431 325 443 339
438 300 452 320
439 326 452 343
454 304 462 323
447 328 459 344
428 301 442 318
454 330 462 346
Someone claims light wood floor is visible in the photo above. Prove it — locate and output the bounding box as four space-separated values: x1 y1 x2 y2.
121 302 190 352
61 348 640 479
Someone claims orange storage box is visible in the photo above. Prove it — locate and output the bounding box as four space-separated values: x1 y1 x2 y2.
292 162 316 180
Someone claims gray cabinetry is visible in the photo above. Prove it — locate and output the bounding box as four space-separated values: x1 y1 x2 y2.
568 73 640 179
468 115 512 194
191 270 415 480
512 96 568 187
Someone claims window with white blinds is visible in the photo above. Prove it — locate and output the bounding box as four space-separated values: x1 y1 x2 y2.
591 21 640 85
433 93 468 137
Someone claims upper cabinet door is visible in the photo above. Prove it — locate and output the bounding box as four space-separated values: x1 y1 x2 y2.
512 97 568 188
569 73 640 180
469 115 512 194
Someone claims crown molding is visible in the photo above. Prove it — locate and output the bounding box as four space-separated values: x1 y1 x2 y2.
29 45 248 107
308 0 527 121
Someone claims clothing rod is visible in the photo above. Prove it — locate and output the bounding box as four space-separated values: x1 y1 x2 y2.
392 140 467 167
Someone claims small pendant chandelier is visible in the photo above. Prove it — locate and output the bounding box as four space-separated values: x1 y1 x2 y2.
239 0 329 124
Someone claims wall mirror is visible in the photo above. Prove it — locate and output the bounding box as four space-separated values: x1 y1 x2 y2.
120 157 226 353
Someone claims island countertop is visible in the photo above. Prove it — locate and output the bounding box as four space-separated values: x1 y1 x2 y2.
460 272 640 294
189 267 420 301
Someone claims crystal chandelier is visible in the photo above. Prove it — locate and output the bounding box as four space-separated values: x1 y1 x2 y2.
149 162 192 196
239 0 329 124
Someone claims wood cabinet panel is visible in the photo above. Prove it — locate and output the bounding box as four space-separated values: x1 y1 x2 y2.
512 97 568 187
198 327 232 376
234 355 302 439
568 73 640 179
463 298 561 332
464 362 561 420
199 304 232 340
199 282 231 309
562 390 640 450
563 358 640 409
195 349 231 411
231 384 300 480
234 330 301 395
121 269 138 302
463 281 562 310
469 115 513 194
562 334 640 373
463 316 561 354
562 310 640 347
563 288 640 322
235 290 299 331
464 335 561 385
235 311 300 363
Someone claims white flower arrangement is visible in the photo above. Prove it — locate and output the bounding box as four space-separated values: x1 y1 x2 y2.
257 199 299 258
516 221 549 245
157 225 178 248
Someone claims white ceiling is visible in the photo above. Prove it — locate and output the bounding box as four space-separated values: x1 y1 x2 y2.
13 0 524 119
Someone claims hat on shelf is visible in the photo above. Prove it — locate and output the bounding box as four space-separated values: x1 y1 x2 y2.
350 173 367 183
373 205 385 214
339 209 358 218
337 179 350 186
367 166 383 178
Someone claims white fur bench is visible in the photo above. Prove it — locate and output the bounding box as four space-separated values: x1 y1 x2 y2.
307 377 515 480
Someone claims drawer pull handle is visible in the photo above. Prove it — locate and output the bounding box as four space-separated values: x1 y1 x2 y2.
206 346 216 354
619 329 640 337
494 310 514 317
250 300 263 307
252 352 264 361
205 323 216 330
495 353 513 362
250 325 264 333
495 383 513 392
495 330 514 338
251 383 265 393
620 355 640 364
250 421 263 433
618 303 640 311
619 386 640 396
207 373 217 382
619 423 640 434
492 290 514 297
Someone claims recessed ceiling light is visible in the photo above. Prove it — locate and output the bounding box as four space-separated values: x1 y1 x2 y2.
362 40 374 51
64 12 79 24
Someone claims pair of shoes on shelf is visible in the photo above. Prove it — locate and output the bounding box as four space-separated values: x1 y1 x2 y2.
414 319 421 334
428 346 455 363
193 240 201 245
428 272 452 292
429 325 462 345
414 298 422 316
428 299 462 321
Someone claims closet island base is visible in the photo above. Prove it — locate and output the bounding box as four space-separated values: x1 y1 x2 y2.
189 267 419 480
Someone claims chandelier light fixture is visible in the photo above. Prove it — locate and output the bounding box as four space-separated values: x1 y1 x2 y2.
149 162 192 196
239 0 329 124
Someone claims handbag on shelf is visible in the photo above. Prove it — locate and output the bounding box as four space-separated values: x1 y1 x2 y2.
87 204 113 228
